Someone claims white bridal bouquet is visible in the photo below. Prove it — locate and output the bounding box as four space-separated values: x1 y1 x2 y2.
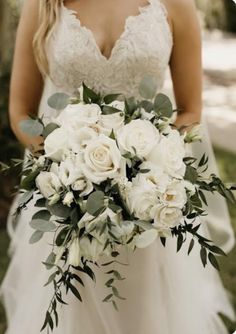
2 75 235 332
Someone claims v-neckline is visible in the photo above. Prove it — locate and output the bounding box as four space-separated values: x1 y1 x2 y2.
62 0 153 62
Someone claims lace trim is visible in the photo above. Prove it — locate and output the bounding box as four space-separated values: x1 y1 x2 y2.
61 0 173 62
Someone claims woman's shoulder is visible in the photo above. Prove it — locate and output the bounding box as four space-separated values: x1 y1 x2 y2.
161 0 199 28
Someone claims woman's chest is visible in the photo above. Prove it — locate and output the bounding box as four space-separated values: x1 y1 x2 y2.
47 0 173 96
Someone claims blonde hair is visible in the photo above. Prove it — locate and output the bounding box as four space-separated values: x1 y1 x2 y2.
33 0 62 77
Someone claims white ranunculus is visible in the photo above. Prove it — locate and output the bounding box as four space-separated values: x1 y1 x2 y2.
116 119 160 158
127 176 158 221
63 191 74 207
152 205 183 236
36 171 62 200
98 112 124 135
139 161 170 194
135 229 158 248
79 237 107 262
147 130 186 178
55 103 101 127
58 157 81 187
68 237 81 267
116 176 133 202
79 134 122 184
160 180 187 209
44 127 70 162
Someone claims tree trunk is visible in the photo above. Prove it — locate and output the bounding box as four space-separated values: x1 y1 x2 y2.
0 0 18 77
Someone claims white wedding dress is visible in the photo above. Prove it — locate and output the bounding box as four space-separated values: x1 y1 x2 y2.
1 1 236 333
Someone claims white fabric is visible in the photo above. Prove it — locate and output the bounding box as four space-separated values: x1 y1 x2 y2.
1 1 235 333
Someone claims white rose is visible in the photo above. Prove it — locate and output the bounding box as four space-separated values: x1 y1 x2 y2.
63 191 74 207
79 134 122 184
36 171 62 200
128 176 158 221
152 205 183 236
98 112 124 136
44 127 70 162
139 161 170 193
68 237 80 267
147 130 186 178
117 119 160 158
160 180 187 209
55 103 101 127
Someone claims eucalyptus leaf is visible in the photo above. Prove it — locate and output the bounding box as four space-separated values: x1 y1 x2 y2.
30 219 56 232
48 92 70 110
20 170 40 191
18 190 34 206
32 209 51 221
154 93 173 118
44 252 56 270
47 202 71 218
29 230 44 244
35 197 46 207
139 74 158 100
139 100 154 113
19 119 44 137
86 191 105 216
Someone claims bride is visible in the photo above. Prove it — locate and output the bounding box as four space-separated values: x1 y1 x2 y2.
1 0 235 333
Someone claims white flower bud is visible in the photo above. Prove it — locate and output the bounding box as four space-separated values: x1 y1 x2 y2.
63 192 74 207
68 238 80 267
48 193 61 206
55 246 66 265
184 125 202 143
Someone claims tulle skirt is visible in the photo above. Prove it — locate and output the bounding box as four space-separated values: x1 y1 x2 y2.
1 192 235 334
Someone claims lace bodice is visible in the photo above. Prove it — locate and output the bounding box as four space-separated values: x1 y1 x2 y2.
47 0 173 98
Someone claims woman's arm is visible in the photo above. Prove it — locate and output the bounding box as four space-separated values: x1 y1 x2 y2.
9 0 44 154
165 0 202 128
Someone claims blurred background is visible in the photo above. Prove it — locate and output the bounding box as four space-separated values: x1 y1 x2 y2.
0 0 235 333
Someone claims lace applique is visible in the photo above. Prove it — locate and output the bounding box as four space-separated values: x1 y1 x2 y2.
47 0 173 98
